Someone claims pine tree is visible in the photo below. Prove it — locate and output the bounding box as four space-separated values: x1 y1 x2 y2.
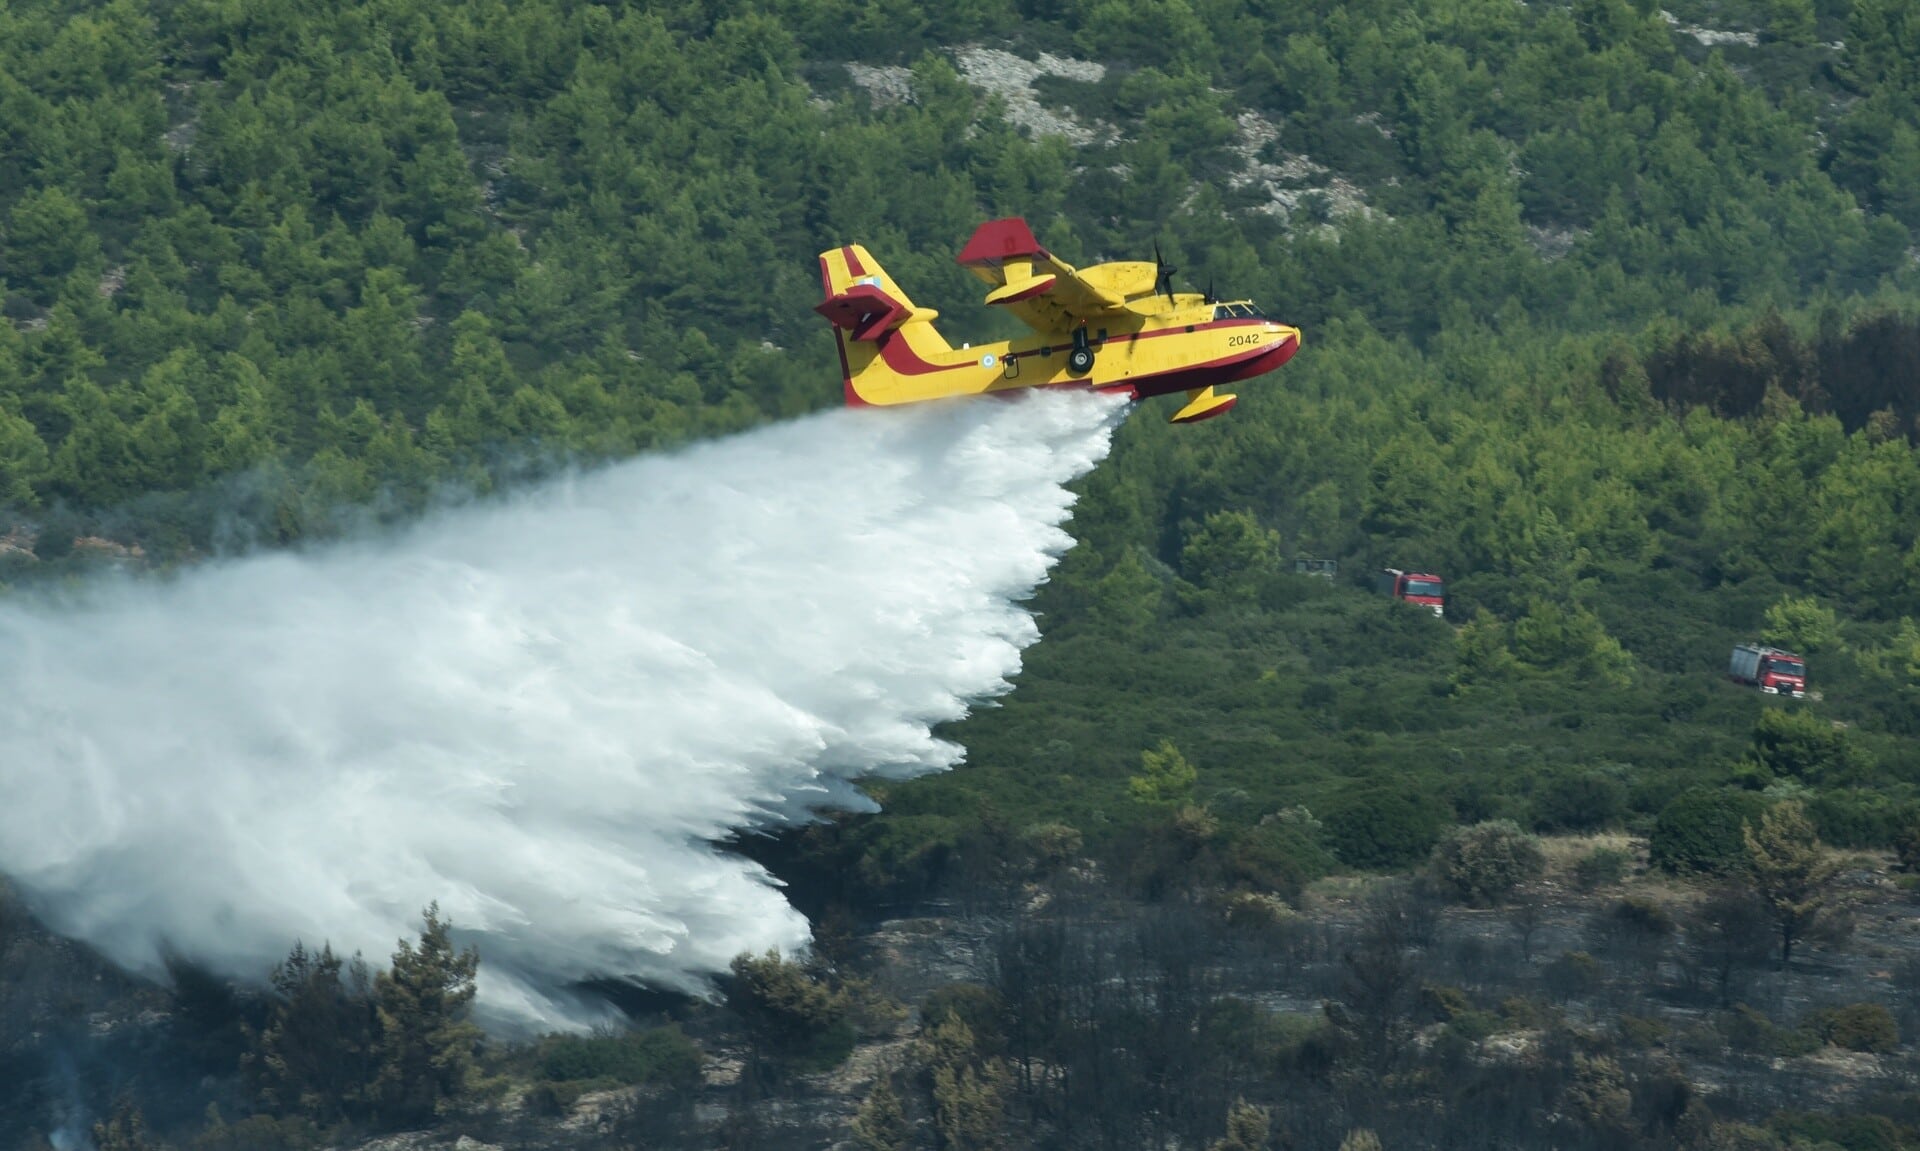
247 941 380 1123
1129 740 1198 806
727 948 850 1057
851 1077 911 1151
1210 1100 1271 1151
931 1060 1007 1151
91 1100 157 1151
0 403 48 508
1743 800 1841 968
1564 1055 1631 1129
371 904 481 1126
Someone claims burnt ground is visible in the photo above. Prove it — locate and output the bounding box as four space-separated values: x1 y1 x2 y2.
3 837 1918 1150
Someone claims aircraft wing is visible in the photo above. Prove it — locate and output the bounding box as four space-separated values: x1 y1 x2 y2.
955 218 1128 333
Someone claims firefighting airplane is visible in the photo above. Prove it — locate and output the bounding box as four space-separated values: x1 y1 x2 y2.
814 218 1301 423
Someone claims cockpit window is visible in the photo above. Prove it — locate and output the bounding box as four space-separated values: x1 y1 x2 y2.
1212 305 1233 321
1212 303 1264 320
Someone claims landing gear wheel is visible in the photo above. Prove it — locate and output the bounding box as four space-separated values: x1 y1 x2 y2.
1068 346 1095 374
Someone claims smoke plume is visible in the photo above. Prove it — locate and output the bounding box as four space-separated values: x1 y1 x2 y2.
0 389 1125 1029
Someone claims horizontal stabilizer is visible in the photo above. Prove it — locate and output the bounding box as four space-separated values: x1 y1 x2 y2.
986 274 1056 305
1170 386 1238 424
813 281 910 342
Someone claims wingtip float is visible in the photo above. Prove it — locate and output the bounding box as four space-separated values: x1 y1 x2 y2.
815 217 1300 424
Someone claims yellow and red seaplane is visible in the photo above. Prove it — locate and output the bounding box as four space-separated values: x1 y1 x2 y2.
815 218 1300 423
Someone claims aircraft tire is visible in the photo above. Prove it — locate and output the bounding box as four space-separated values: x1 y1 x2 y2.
1068 346 1095 374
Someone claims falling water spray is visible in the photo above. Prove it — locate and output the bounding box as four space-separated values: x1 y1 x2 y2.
0 390 1125 1029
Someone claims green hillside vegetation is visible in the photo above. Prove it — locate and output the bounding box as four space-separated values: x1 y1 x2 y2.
10 0 1920 1144
854 307 1920 898
5 0 1920 856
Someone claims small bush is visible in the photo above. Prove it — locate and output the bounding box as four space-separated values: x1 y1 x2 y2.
1418 983 1472 1023
1573 846 1630 890
1227 820 1335 900
1020 822 1084 872
1585 897 1676 970
1892 810 1920 872
1430 820 1546 906
921 984 1004 1054
1808 791 1903 848
1533 773 1629 832
726 949 851 1061
791 1018 859 1072
1761 595 1841 654
1650 787 1768 874
1813 1003 1899 1053
535 1026 703 1087
1449 1010 1501 1042
1500 997 1551 1029
184 1115 321 1151
1323 787 1449 870
1338 1130 1383 1151
526 1080 589 1117
1618 1015 1668 1048
1749 708 1867 785
1543 951 1602 1004
1768 1112 1902 1151
1221 890 1299 928
1197 999 1334 1078
1719 1005 1820 1058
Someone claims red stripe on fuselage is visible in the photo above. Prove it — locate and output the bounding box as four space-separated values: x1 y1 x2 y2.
874 317 1289 377
836 331 869 406
1124 333 1299 399
874 327 1298 398
875 331 975 375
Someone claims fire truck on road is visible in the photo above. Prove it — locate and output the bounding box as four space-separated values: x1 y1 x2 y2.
1375 568 1446 617
1729 644 1808 698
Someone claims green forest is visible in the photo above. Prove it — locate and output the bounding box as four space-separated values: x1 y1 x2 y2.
11 0 1920 1146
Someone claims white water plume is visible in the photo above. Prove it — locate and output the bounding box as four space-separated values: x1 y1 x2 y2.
0 389 1126 1030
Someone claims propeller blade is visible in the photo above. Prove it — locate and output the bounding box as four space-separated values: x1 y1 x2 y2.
1153 241 1177 305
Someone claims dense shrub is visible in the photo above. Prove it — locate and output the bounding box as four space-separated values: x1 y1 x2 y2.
1718 1004 1821 1058
1584 897 1677 971
1749 709 1867 785
921 984 1005 1055
1762 597 1842 655
1650 788 1769 874
1323 788 1449 871
1226 820 1337 900
1897 811 1920 873
1769 1112 1903 1151
725 950 851 1063
181 1115 321 1151
1807 791 1904 849
1429 820 1546 906
1532 773 1629 832
1543 951 1602 1004
534 1026 702 1086
1573 847 1631 890
1197 998 1335 1079
1812 1003 1899 1053
1019 823 1085 874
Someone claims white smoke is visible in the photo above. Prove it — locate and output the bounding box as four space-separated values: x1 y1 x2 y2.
0 389 1126 1030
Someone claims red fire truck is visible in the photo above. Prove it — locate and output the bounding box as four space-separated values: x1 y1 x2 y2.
1728 644 1807 698
1375 568 1446 617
